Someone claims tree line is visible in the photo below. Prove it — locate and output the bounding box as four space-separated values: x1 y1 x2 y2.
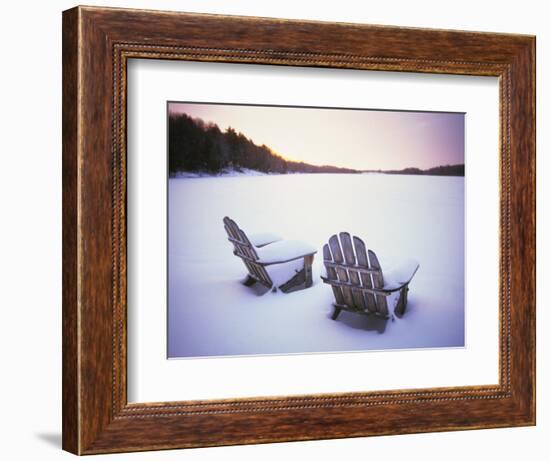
168 113 359 176
381 164 465 176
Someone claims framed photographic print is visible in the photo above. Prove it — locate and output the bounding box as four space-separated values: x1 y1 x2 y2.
62 6 535 455
166 101 463 360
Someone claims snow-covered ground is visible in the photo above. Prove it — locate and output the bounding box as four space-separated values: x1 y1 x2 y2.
168 173 464 358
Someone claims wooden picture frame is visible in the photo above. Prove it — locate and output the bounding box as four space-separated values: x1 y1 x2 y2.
62 5 535 455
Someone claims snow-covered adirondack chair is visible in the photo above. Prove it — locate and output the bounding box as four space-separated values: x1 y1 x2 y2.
321 233 419 319
223 217 317 293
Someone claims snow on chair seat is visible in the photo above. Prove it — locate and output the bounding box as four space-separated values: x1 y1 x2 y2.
223 217 317 293
247 231 282 248
321 232 419 320
256 240 317 264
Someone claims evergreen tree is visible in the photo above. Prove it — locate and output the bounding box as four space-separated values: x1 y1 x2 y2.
168 112 361 176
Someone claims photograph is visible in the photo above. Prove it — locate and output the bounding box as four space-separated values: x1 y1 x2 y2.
167 102 466 358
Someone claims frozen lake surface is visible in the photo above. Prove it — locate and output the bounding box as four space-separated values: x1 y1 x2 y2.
168 173 464 358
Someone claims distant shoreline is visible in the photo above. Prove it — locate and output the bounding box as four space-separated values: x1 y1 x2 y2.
363 164 464 177
170 167 465 179
168 113 464 178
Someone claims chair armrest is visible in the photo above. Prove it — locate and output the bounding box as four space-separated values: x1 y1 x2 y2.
383 259 420 291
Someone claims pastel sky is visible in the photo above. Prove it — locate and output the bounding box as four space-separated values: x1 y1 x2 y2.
168 102 464 171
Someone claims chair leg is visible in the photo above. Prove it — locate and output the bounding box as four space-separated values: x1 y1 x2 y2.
278 269 305 293
394 285 409 318
332 306 342 320
278 254 315 293
304 254 314 288
242 275 257 286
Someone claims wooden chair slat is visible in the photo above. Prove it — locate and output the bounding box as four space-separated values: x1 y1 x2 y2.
328 234 344 264
353 236 377 313
328 235 355 307
236 228 250 246
339 232 356 265
323 244 345 305
368 249 384 288
323 244 335 274
227 218 241 237
224 224 236 240
340 232 365 310
252 264 267 287
368 249 388 316
340 287 355 309
224 218 240 241
353 236 368 266
323 261 380 274
257 264 273 287
244 260 259 281
240 244 254 260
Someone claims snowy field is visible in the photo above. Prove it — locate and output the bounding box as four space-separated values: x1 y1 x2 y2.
168 173 464 358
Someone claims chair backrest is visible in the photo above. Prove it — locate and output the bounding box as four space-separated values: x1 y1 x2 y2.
323 232 388 316
223 217 273 288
